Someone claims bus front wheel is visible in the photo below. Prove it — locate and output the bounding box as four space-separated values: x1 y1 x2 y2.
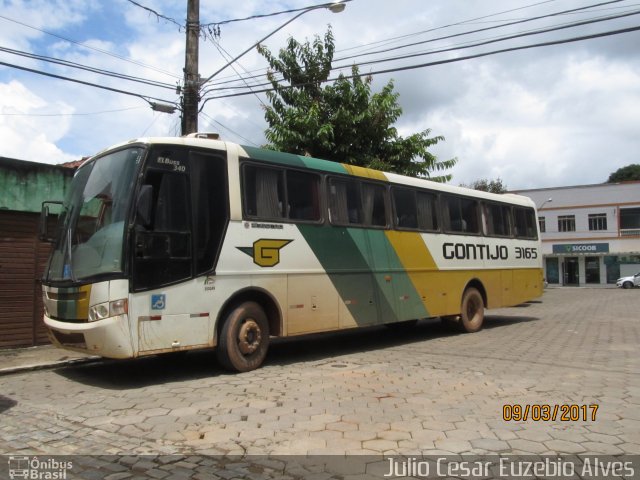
459 287 485 333
217 301 270 372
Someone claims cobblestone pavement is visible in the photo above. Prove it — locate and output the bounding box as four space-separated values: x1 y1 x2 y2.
1 288 639 477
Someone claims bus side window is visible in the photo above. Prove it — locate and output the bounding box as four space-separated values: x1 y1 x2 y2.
243 165 284 220
328 178 362 225
392 187 417 229
444 195 480 234
485 203 511 237
287 170 321 221
514 207 538 239
417 191 438 231
361 182 387 227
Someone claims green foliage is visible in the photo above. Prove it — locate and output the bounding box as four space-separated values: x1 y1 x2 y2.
460 178 508 194
607 164 640 183
257 27 456 181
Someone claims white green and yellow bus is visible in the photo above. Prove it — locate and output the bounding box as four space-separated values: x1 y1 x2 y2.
41 135 543 372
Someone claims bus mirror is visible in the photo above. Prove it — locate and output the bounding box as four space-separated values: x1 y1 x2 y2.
40 201 63 242
136 185 153 228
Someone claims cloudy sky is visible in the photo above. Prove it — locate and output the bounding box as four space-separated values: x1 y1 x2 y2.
1 0 639 189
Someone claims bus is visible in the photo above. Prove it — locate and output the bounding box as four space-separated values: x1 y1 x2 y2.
40 135 543 372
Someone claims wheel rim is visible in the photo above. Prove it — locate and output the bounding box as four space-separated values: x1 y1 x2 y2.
237 318 262 355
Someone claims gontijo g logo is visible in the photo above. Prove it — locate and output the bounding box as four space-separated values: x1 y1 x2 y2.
237 239 292 267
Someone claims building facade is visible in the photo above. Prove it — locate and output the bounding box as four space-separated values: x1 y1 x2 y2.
0 157 75 347
513 182 640 286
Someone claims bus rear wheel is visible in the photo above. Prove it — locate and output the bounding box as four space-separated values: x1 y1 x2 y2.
217 301 270 372
459 287 484 333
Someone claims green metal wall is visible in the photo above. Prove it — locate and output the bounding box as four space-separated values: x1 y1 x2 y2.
0 157 75 213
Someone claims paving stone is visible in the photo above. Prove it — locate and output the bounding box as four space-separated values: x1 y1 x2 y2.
0 288 638 468
544 439 587 454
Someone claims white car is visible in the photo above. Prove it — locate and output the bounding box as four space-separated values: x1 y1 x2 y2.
616 272 640 289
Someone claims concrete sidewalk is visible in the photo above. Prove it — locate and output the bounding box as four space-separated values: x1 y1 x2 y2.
0 344 100 375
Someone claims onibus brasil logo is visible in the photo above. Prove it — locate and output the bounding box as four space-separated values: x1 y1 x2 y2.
237 239 292 267
8 456 72 479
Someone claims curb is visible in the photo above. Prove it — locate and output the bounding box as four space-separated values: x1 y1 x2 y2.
0 356 102 377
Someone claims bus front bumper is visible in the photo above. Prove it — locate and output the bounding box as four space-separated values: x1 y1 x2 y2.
44 315 134 359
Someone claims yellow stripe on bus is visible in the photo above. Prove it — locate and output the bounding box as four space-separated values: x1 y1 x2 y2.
342 164 388 181
384 230 450 313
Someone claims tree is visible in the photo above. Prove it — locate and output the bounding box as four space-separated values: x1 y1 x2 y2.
257 28 456 181
607 164 640 183
460 178 508 194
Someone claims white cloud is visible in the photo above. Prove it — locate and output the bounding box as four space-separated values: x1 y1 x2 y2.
0 80 76 163
0 0 639 187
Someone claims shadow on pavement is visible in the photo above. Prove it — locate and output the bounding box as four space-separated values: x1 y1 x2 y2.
0 394 18 413
56 314 538 390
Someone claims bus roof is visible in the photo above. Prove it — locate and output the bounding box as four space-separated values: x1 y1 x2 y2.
102 136 536 209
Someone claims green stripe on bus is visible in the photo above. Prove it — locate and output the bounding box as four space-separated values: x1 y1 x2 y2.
241 146 348 174
367 230 430 321
297 224 399 325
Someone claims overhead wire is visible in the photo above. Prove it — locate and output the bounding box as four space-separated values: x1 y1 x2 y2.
332 8 640 70
0 106 145 117
198 2 640 98
0 45 177 90
0 13 181 79
200 111 260 145
199 24 640 104
334 0 626 62
0 59 178 106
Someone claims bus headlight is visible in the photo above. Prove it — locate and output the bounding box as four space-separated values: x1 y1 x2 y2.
88 299 128 322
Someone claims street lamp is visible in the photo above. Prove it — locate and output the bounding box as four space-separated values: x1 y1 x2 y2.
182 1 347 134
538 198 553 209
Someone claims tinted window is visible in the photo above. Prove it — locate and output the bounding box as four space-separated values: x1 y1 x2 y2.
417 191 439 231
328 178 362 225
362 182 387 227
444 195 479 234
287 170 321 221
514 207 538 239
190 152 228 275
484 203 511 237
243 165 284 219
393 188 417 229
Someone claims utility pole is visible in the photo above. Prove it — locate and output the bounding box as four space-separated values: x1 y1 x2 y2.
181 0 199 135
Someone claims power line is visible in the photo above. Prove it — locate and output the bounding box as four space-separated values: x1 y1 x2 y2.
0 59 178 106
0 45 177 90
200 111 260 145
0 13 181 79
331 8 640 70
202 1 353 28
199 4 640 96
125 0 183 29
335 0 626 62
199 25 640 104
337 0 559 55
0 106 145 117
204 0 637 94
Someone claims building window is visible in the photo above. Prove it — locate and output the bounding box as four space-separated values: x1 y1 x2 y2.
538 216 546 233
558 215 575 232
620 207 640 236
588 213 607 231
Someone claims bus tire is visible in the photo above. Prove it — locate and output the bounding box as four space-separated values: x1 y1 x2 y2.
458 287 484 333
217 301 269 372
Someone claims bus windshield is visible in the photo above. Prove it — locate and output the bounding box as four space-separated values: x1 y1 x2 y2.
46 147 143 282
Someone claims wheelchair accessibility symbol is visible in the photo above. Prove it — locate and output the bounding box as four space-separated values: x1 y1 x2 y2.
151 294 166 310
